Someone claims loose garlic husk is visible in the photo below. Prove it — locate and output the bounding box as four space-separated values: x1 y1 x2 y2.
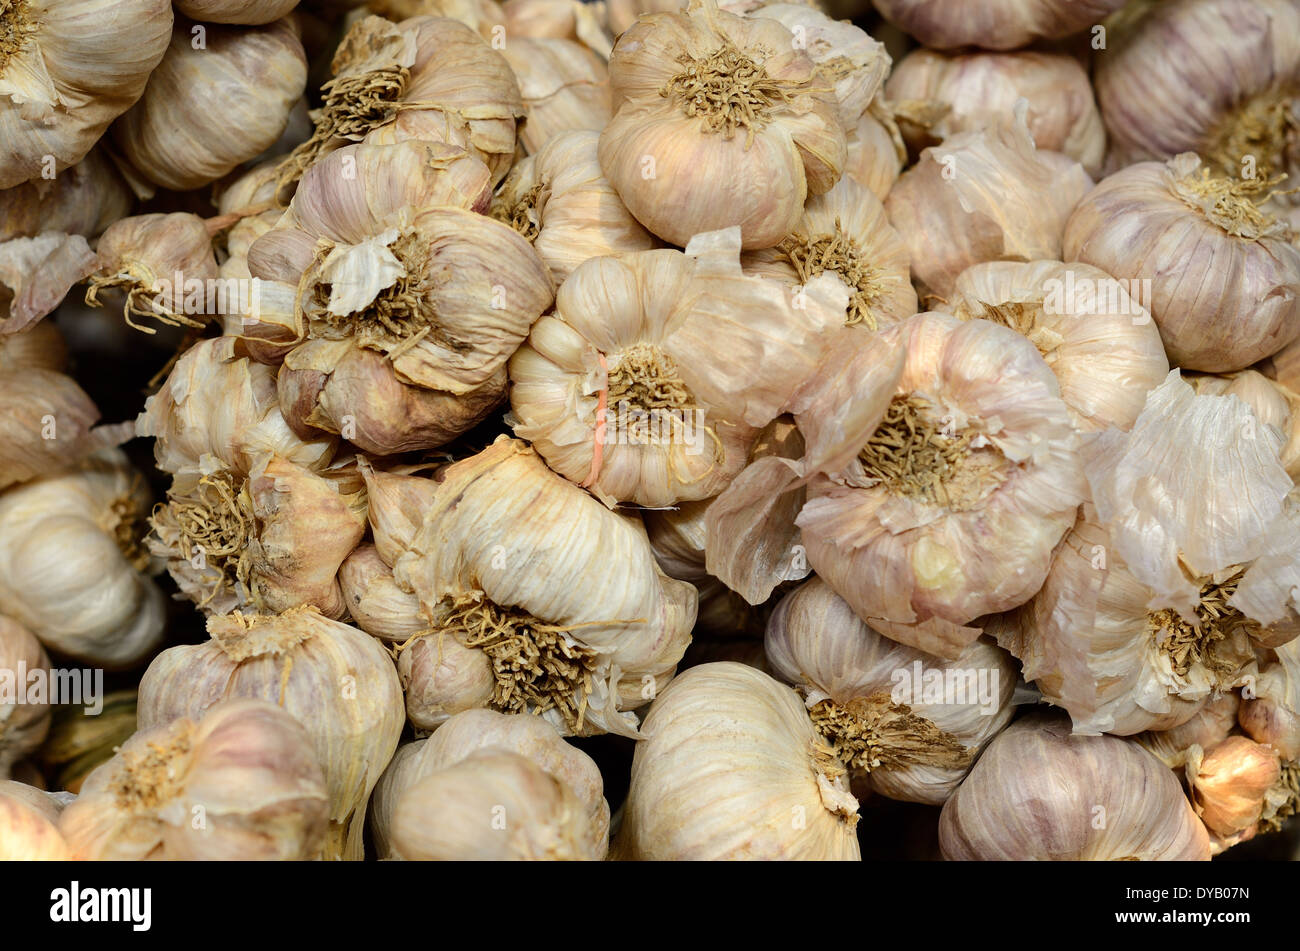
939 713 1211 860
499 37 610 154
1064 154 1300 372
112 17 307 192
0 780 70 860
1184 735 1281 841
1240 642 1300 762
0 232 96 334
492 130 656 286
885 49 1105 175
885 112 1091 300
61 698 328 860
1135 693 1240 768
138 608 404 861
0 148 131 241
1190 370 1300 478
619 661 860 860
598 0 847 250
0 450 165 669
0 0 173 188
742 176 916 333
765 578 1016 805
936 260 1169 432
509 228 847 507
175 0 300 24
370 708 609 857
366 437 696 737
872 0 1127 52
0 616 50 778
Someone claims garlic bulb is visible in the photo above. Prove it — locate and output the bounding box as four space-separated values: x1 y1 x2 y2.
0 367 126 490
398 632 496 730
366 437 696 737
113 17 308 192
599 0 847 249
605 0 680 36
0 781 70 860
0 321 65 373
798 312 1085 659
339 544 428 641
0 232 95 334
939 713 1211 860
84 213 221 333
0 148 131 241
499 37 610 154
503 0 614 57
619 661 860 859
872 0 1126 51
509 228 847 507
0 0 173 189
137 608 404 861
1064 154 1300 372
367 0 505 35
176 0 301 24
1190 370 1300 478
246 140 551 455
0 450 165 669
1240 642 1300 761
277 15 524 190
1185 735 1281 840
370 708 609 857
937 260 1169 432
0 616 50 778
766 578 1016 805
885 49 1105 175
885 113 1091 299
1096 0 1300 184
492 130 656 286
60 698 329 860
844 99 906 201
1135 693 1240 768
742 176 917 332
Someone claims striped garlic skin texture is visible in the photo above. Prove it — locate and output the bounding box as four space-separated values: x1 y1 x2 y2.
136 610 404 861
1191 370 1300 479
939 714 1211 861
885 49 1105 175
370 709 609 858
0 781 70 860
60 698 328 861
939 260 1169 433
1239 641 1300 762
499 37 610 154
765 577 1016 805
175 0 300 24
620 662 861 860
872 0 1126 51
397 634 495 731
113 17 307 192
0 231 96 335
501 0 614 57
338 544 429 642
391 749 601 860
0 0 174 188
0 322 66 373
0 617 50 778
885 115 1092 300
0 365 108 491
0 148 131 241
0 450 165 669
1185 736 1281 839
1064 154 1300 373
844 101 906 201
1135 693 1240 769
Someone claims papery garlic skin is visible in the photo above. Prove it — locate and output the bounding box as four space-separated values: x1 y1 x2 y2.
765 578 1016 805
0 148 130 241
1185 735 1281 840
939 260 1168 432
137 609 404 861
940 714 1210 860
0 232 96 334
0 781 70 860
1190 370 1300 478
502 0 614 57
176 0 300 24
620 661 860 860
599 2 846 250
338 544 428 641
1065 155 1300 373
873 0 1126 51
60 698 328 861
113 17 307 192
886 49 1105 175
1135 693 1240 768
1240 641 1300 761
0 616 51 778
0 367 124 490
0 0 174 188
885 115 1091 299
499 37 611 154
844 100 906 201
398 633 496 731
0 322 66 373
0 450 165 669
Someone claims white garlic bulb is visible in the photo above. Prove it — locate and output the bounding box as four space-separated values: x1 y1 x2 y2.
939 713 1211 860
0 616 50 778
175 0 300 24
338 544 428 641
0 780 70 860
397 633 496 730
499 36 610 154
873 0 1126 51
0 148 131 241
844 99 907 201
0 232 95 334
1135 693 1240 768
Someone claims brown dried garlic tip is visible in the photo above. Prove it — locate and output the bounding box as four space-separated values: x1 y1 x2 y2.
0 616 50 778
873 0 1126 51
60 698 328 860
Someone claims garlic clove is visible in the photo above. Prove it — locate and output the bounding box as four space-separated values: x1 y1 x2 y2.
175 0 301 25
0 147 131 242
338 544 428 640
1135 693 1241 768
0 782 71 860
500 36 611 154
397 632 496 731
1185 736 1281 840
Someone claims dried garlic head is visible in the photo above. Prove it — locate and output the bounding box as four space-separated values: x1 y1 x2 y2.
339 543 429 641
499 36 611 153
60 698 329 860
0 0 173 188
844 98 907 201
766 578 1016 805
397 632 495 729
885 112 1092 300
492 130 656 286
0 781 70 860
886 49 1105 175
370 708 609 858
0 148 130 242
0 616 50 778
0 366 124 491
939 713 1211 860
799 312 1085 659
1064 154 1300 373
176 0 300 24
510 228 848 507
0 321 65 373
620 661 860 859
113 17 307 192
0 232 95 335
367 438 696 737
873 0 1126 51
939 260 1169 432
1135 693 1240 768
0 450 165 669
138 608 404 861
1185 736 1281 841
599 0 847 249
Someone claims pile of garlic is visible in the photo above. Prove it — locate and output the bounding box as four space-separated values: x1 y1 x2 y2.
1 0 1298 864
